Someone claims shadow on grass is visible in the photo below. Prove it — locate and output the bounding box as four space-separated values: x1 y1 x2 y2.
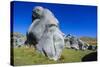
81 52 97 62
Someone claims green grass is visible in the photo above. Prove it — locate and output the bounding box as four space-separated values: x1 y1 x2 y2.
13 46 95 66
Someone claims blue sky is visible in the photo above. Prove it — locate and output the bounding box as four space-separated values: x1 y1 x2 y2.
11 1 97 37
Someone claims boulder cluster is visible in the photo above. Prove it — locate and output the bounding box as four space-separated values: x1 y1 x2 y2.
12 32 26 47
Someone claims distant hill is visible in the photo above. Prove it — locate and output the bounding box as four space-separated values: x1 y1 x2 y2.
80 36 97 45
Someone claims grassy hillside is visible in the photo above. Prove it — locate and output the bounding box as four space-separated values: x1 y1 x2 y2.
12 33 97 66
80 37 97 45
13 46 95 66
